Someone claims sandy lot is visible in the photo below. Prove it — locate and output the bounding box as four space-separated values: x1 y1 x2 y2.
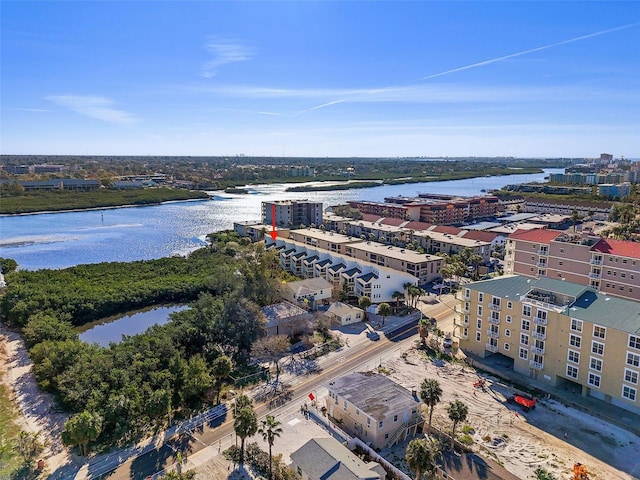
0 327 70 474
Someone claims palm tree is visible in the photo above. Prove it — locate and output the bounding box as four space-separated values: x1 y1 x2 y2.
234 405 258 464
446 400 469 448
419 378 442 435
418 316 430 345
378 302 392 327
405 438 439 479
258 415 283 479
392 290 405 312
211 355 233 404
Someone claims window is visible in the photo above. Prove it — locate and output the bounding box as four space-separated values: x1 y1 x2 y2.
393 414 398 422
385 433 389 439
477 318 482 329
568 350 580 363
505 329 511 337
504 343 510 351
569 334 581 348
629 335 640 350
536 309 547 321
593 325 606 339
378 421 384 428
622 385 637 402
477 305 483 316
520 334 529 346
521 319 530 331
570 318 583 333
506 315 512 323
588 373 601 388
491 311 500 322
367 417 371 427
522 305 531 317
476 331 481 342
566 365 578 379
344 401 347 409
624 369 638 385
519 347 528 360
478 292 484 302
627 352 640 367
591 341 604 356
589 357 602 372
507 301 513 309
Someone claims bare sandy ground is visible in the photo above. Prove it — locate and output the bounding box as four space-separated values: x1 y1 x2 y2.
386 346 640 480
0 327 70 474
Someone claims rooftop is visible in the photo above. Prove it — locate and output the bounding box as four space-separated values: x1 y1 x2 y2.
592 238 640 259
507 228 562 244
326 372 418 421
467 276 640 333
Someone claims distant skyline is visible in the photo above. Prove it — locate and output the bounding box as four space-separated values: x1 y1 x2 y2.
2 1 639 158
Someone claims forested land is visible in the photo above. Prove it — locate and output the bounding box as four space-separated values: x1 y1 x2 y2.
0 233 289 448
0 187 209 214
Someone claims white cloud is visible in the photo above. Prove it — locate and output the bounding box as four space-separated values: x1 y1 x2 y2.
46 95 138 123
201 38 254 78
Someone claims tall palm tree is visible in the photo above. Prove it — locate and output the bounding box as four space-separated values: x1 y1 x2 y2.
378 302 392 327
234 405 258 464
419 378 442 435
405 438 439 480
446 400 469 448
258 415 283 479
392 290 405 312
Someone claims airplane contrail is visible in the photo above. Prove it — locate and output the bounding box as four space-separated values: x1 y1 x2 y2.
420 22 640 81
293 22 639 115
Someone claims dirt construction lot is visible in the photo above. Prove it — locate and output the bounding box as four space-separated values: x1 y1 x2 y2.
384 346 640 480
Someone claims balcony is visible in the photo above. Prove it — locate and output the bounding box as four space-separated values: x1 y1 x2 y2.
489 303 501 312
588 272 601 279
590 259 603 266
531 346 545 355
486 330 499 339
458 306 470 314
488 317 500 326
537 261 548 268
485 343 499 353
458 330 468 340
532 331 546 340
537 249 549 255
454 316 469 327
529 360 544 370
533 316 548 326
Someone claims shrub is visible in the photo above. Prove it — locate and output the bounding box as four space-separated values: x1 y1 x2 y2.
459 434 474 445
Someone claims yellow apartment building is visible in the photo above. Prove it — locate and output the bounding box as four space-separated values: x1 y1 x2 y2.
457 275 640 415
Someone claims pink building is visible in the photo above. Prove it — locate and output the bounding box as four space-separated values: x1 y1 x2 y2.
504 229 640 302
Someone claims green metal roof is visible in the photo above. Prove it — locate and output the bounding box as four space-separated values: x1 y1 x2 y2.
467 276 640 334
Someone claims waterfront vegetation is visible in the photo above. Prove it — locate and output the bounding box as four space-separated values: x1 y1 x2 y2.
0 187 209 215
0 232 290 451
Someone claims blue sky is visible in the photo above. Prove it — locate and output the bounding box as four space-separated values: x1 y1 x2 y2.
2 1 639 158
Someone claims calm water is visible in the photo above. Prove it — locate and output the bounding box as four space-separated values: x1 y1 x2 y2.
78 305 188 346
0 169 561 271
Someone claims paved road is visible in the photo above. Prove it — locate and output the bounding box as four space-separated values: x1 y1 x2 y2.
49 297 457 480
99 318 429 480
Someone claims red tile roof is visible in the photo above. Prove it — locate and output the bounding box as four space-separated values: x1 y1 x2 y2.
379 217 407 226
361 214 383 223
462 230 500 242
508 228 562 244
432 225 463 235
403 220 433 231
592 238 640 259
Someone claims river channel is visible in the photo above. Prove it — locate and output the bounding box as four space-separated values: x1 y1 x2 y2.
0 169 561 272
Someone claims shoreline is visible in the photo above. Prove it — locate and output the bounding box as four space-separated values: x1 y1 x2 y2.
0 196 211 217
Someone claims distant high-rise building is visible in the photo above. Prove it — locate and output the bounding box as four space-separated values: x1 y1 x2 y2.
261 200 323 228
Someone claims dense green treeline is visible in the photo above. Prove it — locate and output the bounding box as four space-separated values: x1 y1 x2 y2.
0 187 209 214
0 233 286 449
